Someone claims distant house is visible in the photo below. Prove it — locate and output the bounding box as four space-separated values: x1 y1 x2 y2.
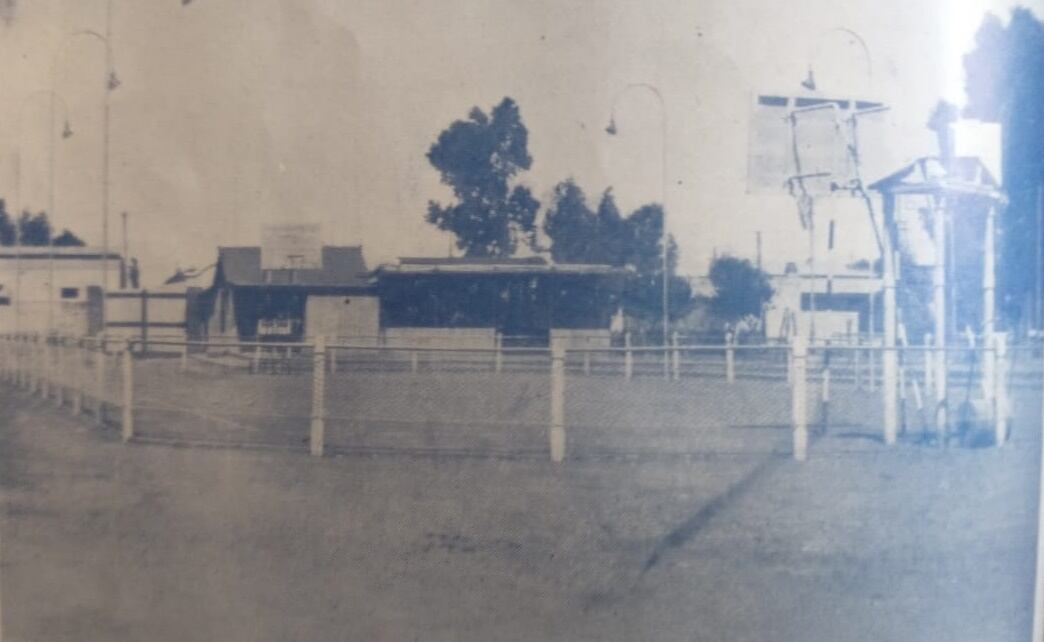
373 256 629 348
0 246 123 335
197 246 377 341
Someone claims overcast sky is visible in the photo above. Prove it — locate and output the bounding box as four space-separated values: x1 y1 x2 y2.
0 0 1036 285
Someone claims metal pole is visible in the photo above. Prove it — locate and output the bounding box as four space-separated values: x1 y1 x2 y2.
101 0 113 325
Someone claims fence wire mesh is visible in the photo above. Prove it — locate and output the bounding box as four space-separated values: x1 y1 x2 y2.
324 345 551 456
563 345 795 459
132 342 315 449
0 334 1032 460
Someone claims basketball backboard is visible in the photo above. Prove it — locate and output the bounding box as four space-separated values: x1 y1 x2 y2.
261 223 323 270
747 94 887 195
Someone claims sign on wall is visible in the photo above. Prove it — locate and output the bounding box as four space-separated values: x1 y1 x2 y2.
261 224 323 270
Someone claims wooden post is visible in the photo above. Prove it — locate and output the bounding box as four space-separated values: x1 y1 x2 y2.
549 338 566 463
252 345 261 374
38 335 49 399
140 289 149 356
725 331 736 383
993 332 1008 447
310 337 327 457
583 348 591 376
786 336 794 386
411 350 419 374
72 339 83 416
180 340 189 372
53 337 64 407
329 346 338 374
791 335 808 461
671 331 680 381
624 332 633 380
95 339 106 425
494 332 503 374
821 343 831 435
121 341 134 442
924 333 934 394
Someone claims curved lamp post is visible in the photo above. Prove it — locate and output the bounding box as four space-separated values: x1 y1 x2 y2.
606 82 670 344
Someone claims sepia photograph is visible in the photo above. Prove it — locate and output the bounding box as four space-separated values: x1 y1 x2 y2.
1 1 1043 640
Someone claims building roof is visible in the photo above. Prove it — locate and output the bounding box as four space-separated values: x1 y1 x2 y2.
375 255 630 277
867 156 1005 201
0 246 122 261
215 246 371 288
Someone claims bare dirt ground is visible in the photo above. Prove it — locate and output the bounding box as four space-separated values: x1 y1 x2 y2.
0 386 1039 642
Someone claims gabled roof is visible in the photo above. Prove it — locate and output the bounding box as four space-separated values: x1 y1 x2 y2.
867 156 1004 201
215 246 370 287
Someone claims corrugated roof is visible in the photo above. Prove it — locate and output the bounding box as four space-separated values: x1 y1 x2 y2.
216 246 370 287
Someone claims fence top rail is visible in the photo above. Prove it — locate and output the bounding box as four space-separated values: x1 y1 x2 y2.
327 343 550 355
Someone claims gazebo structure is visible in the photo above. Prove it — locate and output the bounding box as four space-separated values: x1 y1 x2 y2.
869 155 1008 442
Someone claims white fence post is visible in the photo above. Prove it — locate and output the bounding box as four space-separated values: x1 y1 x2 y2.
494 332 503 374
72 339 84 416
252 345 261 374
624 332 633 380
121 341 134 442
95 339 106 425
310 337 327 457
180 340 189 372
924 333 934 394
53 337 64 407
791 336 808 461
549 339 566 463
725 331 736 383
411 349 419 374
671 331 680 381
993 332 1009 447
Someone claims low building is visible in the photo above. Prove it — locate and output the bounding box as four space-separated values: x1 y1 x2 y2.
0 246 123 335
765 265 883 341
374 256 629 349
197 245 378 342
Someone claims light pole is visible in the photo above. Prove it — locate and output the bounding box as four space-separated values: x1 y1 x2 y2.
53 23 118 334
13 91 74 336
606 82 669 345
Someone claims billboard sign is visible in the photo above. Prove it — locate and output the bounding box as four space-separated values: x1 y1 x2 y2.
261 224 322 270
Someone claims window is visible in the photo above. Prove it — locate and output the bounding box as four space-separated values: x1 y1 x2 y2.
60 287 79 300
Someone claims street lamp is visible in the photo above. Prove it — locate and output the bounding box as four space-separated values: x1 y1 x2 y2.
606 83 670 345
13 91 74 336
53 25 118 335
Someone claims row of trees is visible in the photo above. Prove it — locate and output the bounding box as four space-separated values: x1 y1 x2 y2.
964 8 1044 325
0 199 84 247
424 97 699 325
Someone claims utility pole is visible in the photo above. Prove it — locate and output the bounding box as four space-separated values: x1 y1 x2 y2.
121 211 128 289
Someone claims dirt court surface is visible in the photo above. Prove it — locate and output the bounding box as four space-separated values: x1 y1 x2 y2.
0 387 1040 641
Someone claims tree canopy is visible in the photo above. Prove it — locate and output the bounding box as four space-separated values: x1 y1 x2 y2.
542 179 694 326
425 97 540 257
963 8 1044 324
0 200 86 247
707 256 774 323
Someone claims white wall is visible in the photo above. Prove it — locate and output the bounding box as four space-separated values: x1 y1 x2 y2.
305 294 380 340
